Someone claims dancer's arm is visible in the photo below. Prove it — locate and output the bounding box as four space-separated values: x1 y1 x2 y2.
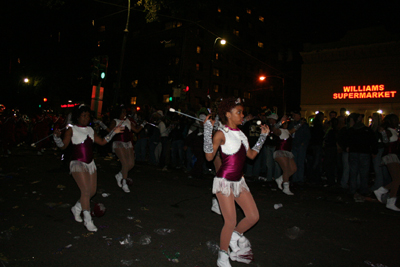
95 126 124 145
247 124 269 159
53 127 72 150
203 114 224 161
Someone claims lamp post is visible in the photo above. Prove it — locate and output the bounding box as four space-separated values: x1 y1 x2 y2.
208 37 226 97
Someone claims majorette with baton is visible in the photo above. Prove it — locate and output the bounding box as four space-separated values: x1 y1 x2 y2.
53 104 124 232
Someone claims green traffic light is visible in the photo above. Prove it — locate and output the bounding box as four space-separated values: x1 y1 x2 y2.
100 72 106 79
169 97 172 101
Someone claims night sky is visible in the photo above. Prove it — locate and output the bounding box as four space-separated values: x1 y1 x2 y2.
2 0 399 112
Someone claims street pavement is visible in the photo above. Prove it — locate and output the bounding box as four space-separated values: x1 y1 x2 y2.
1 145 400 267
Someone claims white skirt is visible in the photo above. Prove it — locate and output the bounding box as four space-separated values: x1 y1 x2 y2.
112 141 133 152
273 150 294 159
382 154 400 165
70 160 97 175
212 177 250 198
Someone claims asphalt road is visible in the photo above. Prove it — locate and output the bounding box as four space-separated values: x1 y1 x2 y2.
1 146 399 267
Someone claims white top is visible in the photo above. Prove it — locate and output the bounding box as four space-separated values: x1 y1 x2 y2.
388 127 398 142
279 128 290 140
220 128 249 155
114 118 131 131
71 125 94 145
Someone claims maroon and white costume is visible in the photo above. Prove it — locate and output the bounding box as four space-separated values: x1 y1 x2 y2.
69 125 96 174
273 128 294 159
112 118 133 152
212 126 250 198
381 127 399 165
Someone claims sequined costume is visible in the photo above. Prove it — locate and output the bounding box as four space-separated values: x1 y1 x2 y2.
273 128 294 159
212 126 250 197
382 127 400 165
112 118 133 152
70 125 96 174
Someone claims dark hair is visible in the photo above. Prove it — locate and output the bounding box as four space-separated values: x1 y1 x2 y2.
111 105 126 119
330 111 337 115
382 114 399 129
71 104 91 124
218 97 242 124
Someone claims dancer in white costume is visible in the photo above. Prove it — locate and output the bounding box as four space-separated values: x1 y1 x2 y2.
203 97 269 267
53 104 123 231
107 105 144 193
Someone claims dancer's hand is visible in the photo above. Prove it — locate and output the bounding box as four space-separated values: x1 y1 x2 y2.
113 126 125 134
260 124 270 135
53 128 62 137
204 114 215 126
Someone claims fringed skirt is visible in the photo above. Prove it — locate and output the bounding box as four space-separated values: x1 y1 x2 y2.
273 150 294 159
382 153 400 165
70 160 97 175
212 177 250 198
112 141 133 152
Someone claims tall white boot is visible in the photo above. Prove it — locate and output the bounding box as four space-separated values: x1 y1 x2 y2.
83 210 98 232
115 172 123 187
217 250 231 267
386 197 400 211
230 235 253 264
374 186 388 203
283 182 294 195
275 176 283 190
122 179 130 193
71 201 83 222
229 231 241 253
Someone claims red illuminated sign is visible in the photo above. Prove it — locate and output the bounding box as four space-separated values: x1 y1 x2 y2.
333 84 397 99
61 104 79 108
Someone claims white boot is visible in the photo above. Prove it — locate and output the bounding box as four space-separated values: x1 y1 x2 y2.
386 197 400 211
374 186 388 203
115 172 123 187
83 210 98 232
71 201 83 222
122 179 130 193
217 250 231 267
275 176 283 190
283 182 294 195
211 197 221 215
229 231 241 253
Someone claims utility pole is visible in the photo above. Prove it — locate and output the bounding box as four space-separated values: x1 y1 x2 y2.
113 0 131 105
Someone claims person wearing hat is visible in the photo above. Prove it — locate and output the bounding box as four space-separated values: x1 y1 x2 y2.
288 111 310 186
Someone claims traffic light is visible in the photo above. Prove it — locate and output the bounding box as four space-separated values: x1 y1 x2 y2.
91 55 108 84
98 56 108 81
169 96 173 102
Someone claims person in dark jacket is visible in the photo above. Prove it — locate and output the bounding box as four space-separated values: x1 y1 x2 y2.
346 113 378 198
323 118 339 186
306 112 325 185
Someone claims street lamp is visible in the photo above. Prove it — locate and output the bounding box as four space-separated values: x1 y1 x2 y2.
208 37 226 96
24 78 29 83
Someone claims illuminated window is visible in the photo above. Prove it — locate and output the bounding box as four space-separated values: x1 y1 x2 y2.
166 21 183 29
236 16 240 22
258 42 264 48
246 8 251 14
213 68 220 76
244 92 251 99
195 80 202 89
131 80 138 88
215 53 220 60
259 16 264 22
176 22 182 27
130 97 137 105
217 7 222 12
214 84 219 93
196 63 202 71
233 29 239 36
196 46 202 54
163 95 170 103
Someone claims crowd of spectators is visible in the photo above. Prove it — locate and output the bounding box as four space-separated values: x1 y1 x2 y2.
1 104 399 207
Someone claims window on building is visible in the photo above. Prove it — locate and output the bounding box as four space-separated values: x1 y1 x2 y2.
258 42 264 48
215 52 222 60
196 46 202 54
165 21 183 29
214 84 219 93
195 80 202 89
244 92 251 99
213 68 220 76
259 16 264 22
235 16 240 22
196 62 203 71
163 95 170 103
246 8 251 14
233 29 239 36
217 7 222 12
130 97 137 105
175 57 180 64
